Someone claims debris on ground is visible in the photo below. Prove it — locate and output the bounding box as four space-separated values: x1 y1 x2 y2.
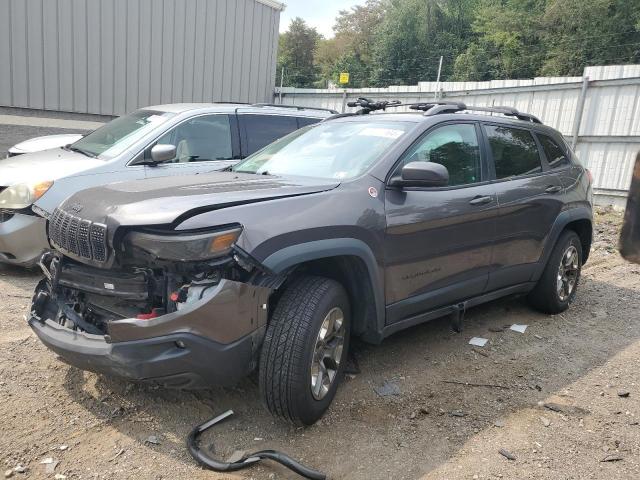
540 417 551 427
510 324 528 333
499 448 516 460
449 410 465 417
601 454 623 462
618 390 631 398
40 458 58 474
472 347 489 357
4 470 13 479
144 435 161 445
543 402 589 416
468 337 488 347
374 381 401 397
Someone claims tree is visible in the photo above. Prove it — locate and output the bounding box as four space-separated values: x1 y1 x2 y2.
277 18 322 88
316 0 387 87
371 0 476 86
540 0 640 76
453 0 546 81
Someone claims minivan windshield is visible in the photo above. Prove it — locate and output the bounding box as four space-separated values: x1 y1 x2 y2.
70 110 175 159
233 121 412 180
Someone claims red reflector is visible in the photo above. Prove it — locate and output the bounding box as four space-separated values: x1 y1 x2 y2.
136 308 162 320
170 292 179 302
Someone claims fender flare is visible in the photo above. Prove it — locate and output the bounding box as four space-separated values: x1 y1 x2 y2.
532 206 593 282
261 238 385 335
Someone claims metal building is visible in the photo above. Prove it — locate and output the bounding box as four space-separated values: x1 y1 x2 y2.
0 0 284 116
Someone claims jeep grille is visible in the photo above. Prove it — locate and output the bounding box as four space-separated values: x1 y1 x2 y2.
49 208 108 262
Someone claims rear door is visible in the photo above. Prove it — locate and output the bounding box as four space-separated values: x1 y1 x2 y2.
483 123 565 291
384 121 498 323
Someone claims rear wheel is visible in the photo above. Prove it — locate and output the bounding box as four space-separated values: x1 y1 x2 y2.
528 230 582 314
259 275 350 425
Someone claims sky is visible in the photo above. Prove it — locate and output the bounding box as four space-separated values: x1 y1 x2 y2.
279 0 366 38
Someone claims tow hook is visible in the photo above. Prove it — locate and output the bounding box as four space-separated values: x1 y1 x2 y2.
187 410 326 480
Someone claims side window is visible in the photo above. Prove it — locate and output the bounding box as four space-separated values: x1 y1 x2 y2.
397 123 482 186
297 116 321 128
485 125 542 179
240 115 298 155
538 133 570 169
154 115 233 163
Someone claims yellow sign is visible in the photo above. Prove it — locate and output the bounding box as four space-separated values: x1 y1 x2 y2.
339 72 350 84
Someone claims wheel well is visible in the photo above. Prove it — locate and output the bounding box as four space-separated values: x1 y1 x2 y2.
564 219 592 264
273 256 378 340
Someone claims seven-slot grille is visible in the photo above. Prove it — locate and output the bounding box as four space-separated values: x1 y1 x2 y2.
49 208 108 262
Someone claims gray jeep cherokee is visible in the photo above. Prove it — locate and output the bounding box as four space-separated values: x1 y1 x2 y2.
29 100 593 425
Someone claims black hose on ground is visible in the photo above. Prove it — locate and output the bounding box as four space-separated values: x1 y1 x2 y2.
187 410 326 480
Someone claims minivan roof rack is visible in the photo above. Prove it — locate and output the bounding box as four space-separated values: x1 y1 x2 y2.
251 103 339 114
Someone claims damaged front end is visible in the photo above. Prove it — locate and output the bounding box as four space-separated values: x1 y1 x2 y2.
28 223 281 388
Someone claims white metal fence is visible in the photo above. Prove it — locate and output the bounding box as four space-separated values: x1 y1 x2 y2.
275 65 640 206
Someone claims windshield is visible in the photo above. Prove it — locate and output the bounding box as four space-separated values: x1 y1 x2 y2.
232 121 412 180
70 110 175 159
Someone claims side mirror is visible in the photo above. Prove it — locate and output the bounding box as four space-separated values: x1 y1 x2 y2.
149 144 176 164
390 161 449 188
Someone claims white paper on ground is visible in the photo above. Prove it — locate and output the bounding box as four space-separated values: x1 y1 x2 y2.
510 324 528 333
469 337 489 347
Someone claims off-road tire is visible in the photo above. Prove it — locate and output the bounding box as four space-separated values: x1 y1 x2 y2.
259 275 350 426
528 230 582 314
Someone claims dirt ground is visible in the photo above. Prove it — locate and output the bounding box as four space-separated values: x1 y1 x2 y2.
1 207 639 480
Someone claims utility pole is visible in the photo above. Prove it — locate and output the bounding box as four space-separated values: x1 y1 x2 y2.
279 67 285 104
434 56 443 100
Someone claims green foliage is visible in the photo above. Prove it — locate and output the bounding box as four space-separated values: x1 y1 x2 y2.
277 18 322 88
277 0 640 87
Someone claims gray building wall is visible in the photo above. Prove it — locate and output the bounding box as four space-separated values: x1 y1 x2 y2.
0 0 282 116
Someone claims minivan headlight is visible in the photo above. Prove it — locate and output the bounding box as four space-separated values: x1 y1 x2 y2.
0 181 53 209
125 227 243 262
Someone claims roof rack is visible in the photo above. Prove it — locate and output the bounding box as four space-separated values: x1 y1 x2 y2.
423 102 542 124
251 103 339 114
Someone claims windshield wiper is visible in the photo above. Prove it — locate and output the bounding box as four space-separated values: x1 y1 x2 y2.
66 146 98 158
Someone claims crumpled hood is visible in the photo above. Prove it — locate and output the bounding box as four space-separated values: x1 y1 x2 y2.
58 171 340 229
0 148 103 186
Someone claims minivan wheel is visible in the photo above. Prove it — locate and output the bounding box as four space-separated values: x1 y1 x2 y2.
528 230 582 314
259 275 350 426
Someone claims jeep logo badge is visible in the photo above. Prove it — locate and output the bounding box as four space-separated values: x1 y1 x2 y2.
368 186 378 198
69 203 83 214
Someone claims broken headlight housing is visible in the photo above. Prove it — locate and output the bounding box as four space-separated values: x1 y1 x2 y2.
125 226 242 262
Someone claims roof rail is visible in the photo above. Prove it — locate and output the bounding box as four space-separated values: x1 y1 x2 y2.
423 103 542 124
251 103 339 115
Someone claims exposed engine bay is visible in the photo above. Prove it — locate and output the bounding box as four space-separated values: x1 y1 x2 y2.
32 242 281 339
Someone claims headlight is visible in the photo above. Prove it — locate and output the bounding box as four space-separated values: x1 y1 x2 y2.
125 226 243 262
0 181 53 209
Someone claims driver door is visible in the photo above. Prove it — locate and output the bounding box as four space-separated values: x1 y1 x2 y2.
143 114 239 178
384 121 498 324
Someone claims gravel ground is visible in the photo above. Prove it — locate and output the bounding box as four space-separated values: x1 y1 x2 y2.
0 208 638 480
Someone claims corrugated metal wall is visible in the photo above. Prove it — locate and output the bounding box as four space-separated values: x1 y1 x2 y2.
276 65 640 206
0 0 281 116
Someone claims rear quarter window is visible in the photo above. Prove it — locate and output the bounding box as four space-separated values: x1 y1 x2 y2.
485 125 542 179
538 133 571 169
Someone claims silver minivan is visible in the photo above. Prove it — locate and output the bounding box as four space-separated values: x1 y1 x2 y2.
0 103 334 266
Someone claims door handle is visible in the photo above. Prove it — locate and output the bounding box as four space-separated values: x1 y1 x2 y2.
545 185 562 194
469 195 493 206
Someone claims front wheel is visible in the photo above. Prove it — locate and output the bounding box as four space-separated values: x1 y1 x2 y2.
528 230 582 314
259 275 350 426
